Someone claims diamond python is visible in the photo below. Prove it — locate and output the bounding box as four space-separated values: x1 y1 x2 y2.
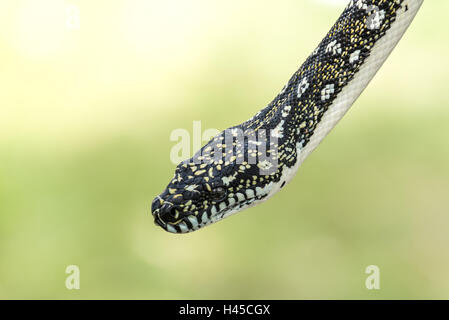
152 0 424 233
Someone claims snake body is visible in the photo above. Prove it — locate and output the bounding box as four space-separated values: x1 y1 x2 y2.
152 0 424 234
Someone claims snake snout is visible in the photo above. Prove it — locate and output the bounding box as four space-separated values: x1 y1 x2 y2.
151 197 162 214
153 201 185 226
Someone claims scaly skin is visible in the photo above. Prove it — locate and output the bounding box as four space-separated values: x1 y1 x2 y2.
151 0 424 233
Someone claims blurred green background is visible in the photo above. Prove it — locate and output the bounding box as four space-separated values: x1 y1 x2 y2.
0 0 448 299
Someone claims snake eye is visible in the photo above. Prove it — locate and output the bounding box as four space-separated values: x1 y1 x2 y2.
209 187 227 202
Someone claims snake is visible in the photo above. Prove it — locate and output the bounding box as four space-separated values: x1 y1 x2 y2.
151 0 424 234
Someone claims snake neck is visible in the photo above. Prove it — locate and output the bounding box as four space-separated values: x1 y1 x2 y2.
244 0 408 160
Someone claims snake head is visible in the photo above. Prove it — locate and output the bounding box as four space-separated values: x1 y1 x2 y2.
151 128 284 233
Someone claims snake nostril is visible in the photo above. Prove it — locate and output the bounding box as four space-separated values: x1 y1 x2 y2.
158 203 181 222
168 207 178 218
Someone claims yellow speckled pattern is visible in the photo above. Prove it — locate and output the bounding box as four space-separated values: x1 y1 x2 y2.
152 0 424 234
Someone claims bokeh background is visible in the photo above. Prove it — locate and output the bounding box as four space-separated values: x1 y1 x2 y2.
0 0 448 299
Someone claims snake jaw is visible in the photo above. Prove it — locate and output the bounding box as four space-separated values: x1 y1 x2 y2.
152 178 276 234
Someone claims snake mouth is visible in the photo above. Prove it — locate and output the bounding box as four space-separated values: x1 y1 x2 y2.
158 202 258 234
153 210 202 234
153 211 168 228
152 203 237 234
151 206 179 233
151 200 200 234
151 191 270 234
